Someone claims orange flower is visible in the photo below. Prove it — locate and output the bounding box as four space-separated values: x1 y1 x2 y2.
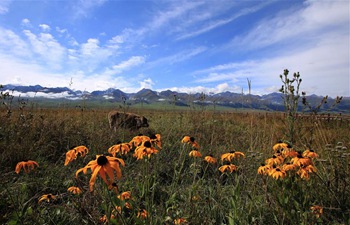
64 146 89 166
265 154 284 165
174 218 188 224
218 164 237 173
108 143 132 156
74 145 89 157
15 160 39 174
67 186 82 195
272 142 289 152
150 134 162 149
282 163 297 172
137 209 148 219
76 155 125 192
181 136 200 150
204 155 217 164
268 167 286 180
189 150 202 158
118 191 132 200
297 165 317 180
291 153 312 167
257 163 272 175
133 141 158 160
283 149 298 158
130 135 150 147
38 194 55 203
64 149 77 166
302 149 319 158
221 151 245 162
310 205 323 218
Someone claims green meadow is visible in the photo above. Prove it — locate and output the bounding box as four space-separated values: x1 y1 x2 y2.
1 71 349 224
1 104 349 224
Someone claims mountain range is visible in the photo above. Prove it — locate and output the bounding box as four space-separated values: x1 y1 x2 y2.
1 84 349 113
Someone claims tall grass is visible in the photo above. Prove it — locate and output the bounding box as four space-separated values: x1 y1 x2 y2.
0 103 349 224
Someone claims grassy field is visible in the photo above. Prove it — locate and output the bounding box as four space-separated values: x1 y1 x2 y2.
0 103 349 224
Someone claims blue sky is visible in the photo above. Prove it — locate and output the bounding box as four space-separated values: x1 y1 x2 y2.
0 0 349 97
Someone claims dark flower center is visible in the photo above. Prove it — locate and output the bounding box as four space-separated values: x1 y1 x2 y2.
276 168 281 172
97 155 108 165
150 134 157 139
47 194 52 199
272 155 277 158
144 141 152 148
190 137 195 142
230 150 235 153
111 182 118 187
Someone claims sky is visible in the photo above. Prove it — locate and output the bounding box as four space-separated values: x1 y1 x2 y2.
0 0 349 97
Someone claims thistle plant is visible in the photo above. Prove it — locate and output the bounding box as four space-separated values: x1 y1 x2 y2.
279 69 302 144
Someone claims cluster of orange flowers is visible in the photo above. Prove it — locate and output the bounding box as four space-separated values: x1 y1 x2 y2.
258 142 318 180
15 133 162 211
182 135 245 174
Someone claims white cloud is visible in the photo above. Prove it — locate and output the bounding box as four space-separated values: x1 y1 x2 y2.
229 0 349 51
176 1 272 40
161 82 242 95
0 0 11 14
100 56 145 77
21 18 31 27
74 38 115 72
194 0 350 97
39 24 51 32
23 30 66 69
0 27 31 57
195 72 239 83
148 47 206 69
112 56 145 71
194 31 349 97
139 78 154 90
72 0 107 19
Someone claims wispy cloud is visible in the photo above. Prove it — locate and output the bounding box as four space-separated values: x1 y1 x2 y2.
72 0 107 19
175 1 272 41
100 56 146 77
112 56 145 71
0 0 11 14
229 0 349 51
191 0 349 97
148 46 207 68
194 30 349 97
